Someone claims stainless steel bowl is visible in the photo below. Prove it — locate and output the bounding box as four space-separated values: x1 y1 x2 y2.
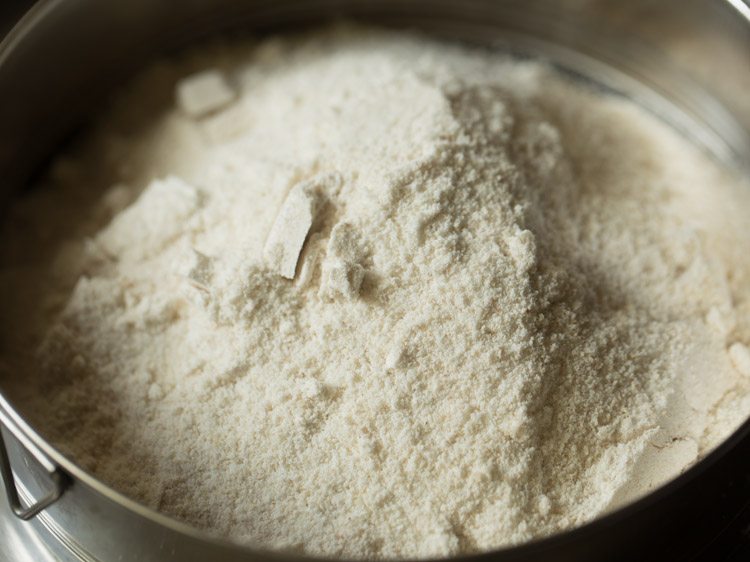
1 1 749 561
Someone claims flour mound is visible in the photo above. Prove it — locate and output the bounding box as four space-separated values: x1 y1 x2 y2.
1 27 750 559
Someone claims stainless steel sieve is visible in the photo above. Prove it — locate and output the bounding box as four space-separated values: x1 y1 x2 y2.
0 1 749 561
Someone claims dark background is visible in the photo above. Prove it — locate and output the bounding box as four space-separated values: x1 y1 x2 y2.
0 1 30 36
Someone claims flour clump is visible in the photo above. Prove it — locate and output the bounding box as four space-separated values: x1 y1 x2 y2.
1 26 750 560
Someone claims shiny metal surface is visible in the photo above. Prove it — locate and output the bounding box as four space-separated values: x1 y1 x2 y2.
0 484 57 562
0 426 67 521
0 1 749 561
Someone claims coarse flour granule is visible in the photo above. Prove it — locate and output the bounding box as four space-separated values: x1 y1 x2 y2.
1 26 750 559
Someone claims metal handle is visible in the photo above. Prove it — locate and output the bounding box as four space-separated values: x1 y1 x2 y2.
0 426 67 520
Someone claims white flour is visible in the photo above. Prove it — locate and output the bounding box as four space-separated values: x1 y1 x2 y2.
1 26 750 559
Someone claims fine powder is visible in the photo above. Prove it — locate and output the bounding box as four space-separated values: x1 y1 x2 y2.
1 27 750 559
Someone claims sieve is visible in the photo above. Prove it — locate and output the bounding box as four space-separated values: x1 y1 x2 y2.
0 1 749 561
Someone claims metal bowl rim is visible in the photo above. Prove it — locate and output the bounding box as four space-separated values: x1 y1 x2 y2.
1 0 750 559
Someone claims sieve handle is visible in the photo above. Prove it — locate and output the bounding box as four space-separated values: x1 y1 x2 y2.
0 422 67 520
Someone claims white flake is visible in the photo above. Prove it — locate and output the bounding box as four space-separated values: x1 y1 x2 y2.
264 182 319 279
176 69 236 118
